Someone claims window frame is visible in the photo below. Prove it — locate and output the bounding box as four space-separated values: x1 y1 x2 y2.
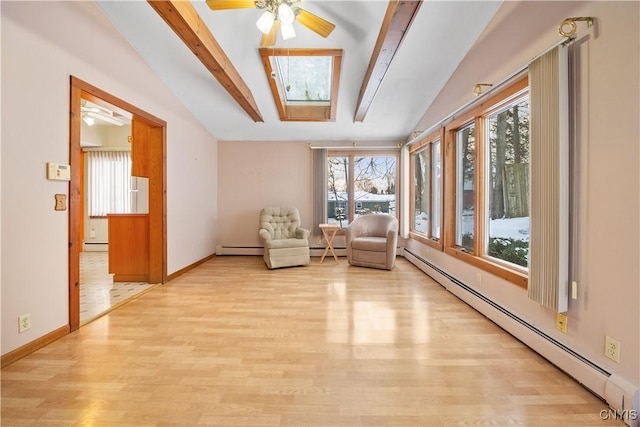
326 150 399 233
409 130 444 250
443 76 530 288
259 48 342 122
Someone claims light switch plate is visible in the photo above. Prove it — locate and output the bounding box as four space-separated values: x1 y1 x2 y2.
54 194 67 211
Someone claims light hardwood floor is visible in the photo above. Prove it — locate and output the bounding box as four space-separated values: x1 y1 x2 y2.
1 256 622 426
80 251 156 324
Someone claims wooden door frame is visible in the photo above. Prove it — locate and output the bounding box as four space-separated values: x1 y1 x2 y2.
69 76 167 332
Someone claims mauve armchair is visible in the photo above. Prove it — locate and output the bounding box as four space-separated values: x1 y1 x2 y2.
346 214 399 270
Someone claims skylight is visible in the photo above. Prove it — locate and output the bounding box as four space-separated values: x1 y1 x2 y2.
273 55 332 103
260 48 342 122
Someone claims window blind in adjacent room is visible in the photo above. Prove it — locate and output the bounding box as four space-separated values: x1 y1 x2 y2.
86 150 133 217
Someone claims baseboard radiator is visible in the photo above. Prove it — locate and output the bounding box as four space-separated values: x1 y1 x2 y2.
403 248 639 427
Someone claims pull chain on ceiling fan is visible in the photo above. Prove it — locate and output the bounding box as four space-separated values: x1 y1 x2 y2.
206 0 336 47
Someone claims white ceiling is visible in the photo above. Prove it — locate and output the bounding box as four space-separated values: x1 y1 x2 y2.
96 0 502 142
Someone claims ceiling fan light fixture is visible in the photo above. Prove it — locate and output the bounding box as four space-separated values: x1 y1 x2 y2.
277 3 295 25
86 111 125 126
280 22 296 40
256 10 275 34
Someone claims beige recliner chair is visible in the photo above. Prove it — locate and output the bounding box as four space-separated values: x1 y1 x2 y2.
346 214 399 270
259 207 310 269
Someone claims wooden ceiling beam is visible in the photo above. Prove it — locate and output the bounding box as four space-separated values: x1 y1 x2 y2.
354 0 422 122
148 0 263 122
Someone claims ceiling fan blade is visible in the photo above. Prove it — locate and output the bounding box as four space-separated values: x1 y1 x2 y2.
205 0 257 11
260 21 280 47
295 9 335 38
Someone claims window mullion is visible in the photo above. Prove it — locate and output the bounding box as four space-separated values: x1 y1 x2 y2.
443 129 456 250
348 154 355 223
475 117 487 257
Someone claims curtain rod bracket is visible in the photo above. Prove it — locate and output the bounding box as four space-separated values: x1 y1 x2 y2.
558 17 594 38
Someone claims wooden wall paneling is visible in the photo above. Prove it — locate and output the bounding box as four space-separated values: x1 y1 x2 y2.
68 80 82 331
148 124 166 284
79 151 85 243
108 213 150 282
132 120 150 177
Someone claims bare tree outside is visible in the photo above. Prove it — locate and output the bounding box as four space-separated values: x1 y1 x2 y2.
328 155 397 227
413 149 429 234
456 125 475 252
487 97 530 267
328 156 348 228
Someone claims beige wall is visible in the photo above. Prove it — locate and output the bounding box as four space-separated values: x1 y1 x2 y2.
1 1 218 354
217 141 313 248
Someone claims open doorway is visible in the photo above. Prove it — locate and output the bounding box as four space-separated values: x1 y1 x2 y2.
69 77 167 332
79 98 153 323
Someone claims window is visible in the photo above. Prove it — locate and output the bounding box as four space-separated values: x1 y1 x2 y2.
407 73 563 288
413 148 429 234
259 48 342 122
431 140 442 239
444 77 529 287
327 152 397 229
486 98 530 268
410 133 443 249
328 155 349 227
455 124 475 252
86 150 133 217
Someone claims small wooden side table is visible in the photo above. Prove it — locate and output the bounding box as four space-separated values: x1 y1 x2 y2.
319 223 340 263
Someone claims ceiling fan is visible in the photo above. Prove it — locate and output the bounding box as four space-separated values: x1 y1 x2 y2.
205 0 336 47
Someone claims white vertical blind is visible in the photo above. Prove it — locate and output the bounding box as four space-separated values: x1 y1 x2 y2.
87 151 133 217
312 148 327 237
400 144 410 238
528 45 570 312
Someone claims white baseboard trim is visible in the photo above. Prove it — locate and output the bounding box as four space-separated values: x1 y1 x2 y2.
403 248 639 426
216 246 262 256
311 248 347 257
215 246 347 258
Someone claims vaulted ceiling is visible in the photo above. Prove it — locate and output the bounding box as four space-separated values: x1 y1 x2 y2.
97 0 502 142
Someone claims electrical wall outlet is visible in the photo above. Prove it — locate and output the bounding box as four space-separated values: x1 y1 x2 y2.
18 313 31 333
555 313 568 334
605 336 621 363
